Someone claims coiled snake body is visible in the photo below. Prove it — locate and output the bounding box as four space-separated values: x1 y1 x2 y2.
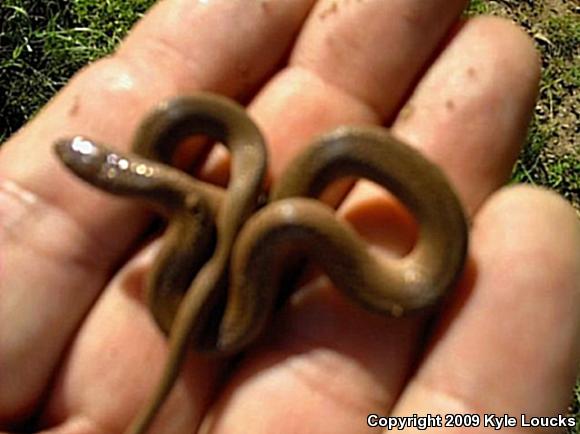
54 93 468 434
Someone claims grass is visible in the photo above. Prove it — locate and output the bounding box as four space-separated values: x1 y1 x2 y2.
466 0 580 214
0 0 154 142
0 0 578 432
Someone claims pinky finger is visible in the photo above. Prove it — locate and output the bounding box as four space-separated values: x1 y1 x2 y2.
390 185 580 432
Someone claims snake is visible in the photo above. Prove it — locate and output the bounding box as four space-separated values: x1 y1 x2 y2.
54 93 468 434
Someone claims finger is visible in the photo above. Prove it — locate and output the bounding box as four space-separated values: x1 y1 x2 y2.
199 15 541 434
250 0 468 177
0 0 315 423
342 16 540 219
391 186 580 432
1 0 314 244
202 0 470 182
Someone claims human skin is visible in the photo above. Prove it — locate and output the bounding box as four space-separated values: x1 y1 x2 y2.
0 0 578 433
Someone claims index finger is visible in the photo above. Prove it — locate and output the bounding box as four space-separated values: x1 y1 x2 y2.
0 0 315 424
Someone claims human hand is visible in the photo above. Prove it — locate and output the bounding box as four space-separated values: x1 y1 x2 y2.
1 1 578 433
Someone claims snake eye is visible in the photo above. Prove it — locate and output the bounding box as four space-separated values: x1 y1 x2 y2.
55 135 100 162
54 136 110 179
69 136 99 156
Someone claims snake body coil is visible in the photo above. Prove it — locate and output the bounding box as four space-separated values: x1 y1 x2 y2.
54 93 468 434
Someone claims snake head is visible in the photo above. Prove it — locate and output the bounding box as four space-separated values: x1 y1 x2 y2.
54 136 113 182
54 135 160 195
54 136 193 209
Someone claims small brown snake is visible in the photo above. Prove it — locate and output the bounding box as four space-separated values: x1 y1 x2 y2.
54 93 468 434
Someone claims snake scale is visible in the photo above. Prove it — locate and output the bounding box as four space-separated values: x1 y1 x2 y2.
54 93 468 434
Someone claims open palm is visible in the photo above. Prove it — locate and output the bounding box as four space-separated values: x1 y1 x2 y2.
1 1 578 433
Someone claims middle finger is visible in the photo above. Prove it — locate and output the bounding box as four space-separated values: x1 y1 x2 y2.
250 0 468 176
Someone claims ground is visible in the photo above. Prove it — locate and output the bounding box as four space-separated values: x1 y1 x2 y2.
468 0 579 215
0 0 578 431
